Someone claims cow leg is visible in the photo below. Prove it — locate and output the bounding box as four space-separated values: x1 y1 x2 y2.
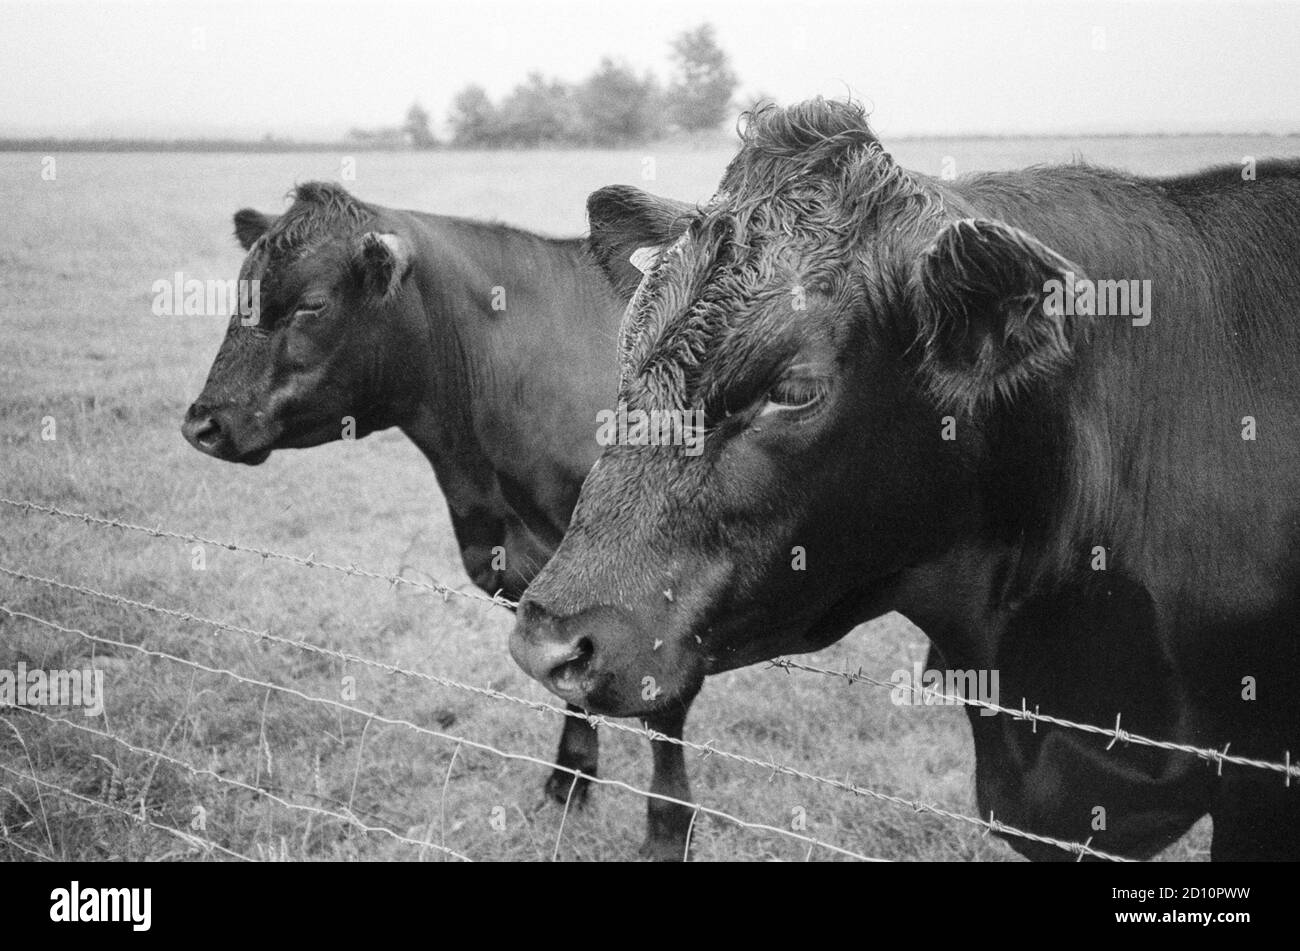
545 705 598 807
639 694 698 862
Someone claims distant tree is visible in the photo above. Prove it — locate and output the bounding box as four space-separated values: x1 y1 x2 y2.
448 84 499 146
439 27 739 148
495 73 581 147
665 24 739 132
577 58 662 145
404 102 437 149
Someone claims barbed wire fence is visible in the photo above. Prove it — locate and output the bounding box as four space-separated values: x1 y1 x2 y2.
1 497 1295 862
768 659 1298 783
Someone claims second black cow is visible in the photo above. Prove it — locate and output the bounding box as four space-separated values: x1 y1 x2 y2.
183 182 698 859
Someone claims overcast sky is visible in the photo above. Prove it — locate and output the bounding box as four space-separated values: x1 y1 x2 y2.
2 0 1298 139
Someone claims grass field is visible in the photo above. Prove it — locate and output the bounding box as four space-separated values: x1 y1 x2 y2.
4 135 1298 861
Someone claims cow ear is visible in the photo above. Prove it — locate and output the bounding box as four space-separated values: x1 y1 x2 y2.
914 218 1089 411
587 186 694 300
355 232 413 299
233 209 274 250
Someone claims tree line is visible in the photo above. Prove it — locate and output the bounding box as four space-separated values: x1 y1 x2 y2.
360 24 739 149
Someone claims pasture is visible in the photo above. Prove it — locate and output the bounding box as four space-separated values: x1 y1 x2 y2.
4 134 1297 861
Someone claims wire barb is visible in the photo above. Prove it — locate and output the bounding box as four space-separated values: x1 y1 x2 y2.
770 657 1300 782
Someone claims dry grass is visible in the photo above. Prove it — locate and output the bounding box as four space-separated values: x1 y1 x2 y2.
6 136 1293 861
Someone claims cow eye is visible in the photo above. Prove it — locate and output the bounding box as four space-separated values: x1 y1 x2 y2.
758 376 826 418
293 301 327 318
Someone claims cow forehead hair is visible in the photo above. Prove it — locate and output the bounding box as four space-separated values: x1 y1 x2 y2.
269 181 374 261
718 100 935 241
620 99 935 409
728 97 881 181
622 226 854 415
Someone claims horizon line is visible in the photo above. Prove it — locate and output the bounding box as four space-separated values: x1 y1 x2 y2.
2 129 1299 153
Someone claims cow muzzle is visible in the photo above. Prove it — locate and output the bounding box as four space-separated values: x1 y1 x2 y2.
182 402 273 465
510 598 701 717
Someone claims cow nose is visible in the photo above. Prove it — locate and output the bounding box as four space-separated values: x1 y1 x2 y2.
510 601 597 700
182 405 225 453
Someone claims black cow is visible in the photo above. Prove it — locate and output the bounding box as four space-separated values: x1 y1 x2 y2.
512 100 1300 860
182 181 699 859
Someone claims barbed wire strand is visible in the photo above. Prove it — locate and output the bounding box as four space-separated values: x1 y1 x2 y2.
0 603 887 862
0 761 253 861
2 703 471 862
770 658 1300 782
0 803 54 861
0 564 1128 861
0 497 516 610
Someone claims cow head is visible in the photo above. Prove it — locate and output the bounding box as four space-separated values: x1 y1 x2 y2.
183 182 421 463
511 99 1091 717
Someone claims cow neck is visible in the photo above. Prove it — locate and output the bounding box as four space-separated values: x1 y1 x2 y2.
393 217 503 519
394 212 602 529
888 540 1023 671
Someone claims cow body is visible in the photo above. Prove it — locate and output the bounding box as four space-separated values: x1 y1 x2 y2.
511 101 1300 860
184 183 700 858
383 212 613 595
898 161 1300 858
